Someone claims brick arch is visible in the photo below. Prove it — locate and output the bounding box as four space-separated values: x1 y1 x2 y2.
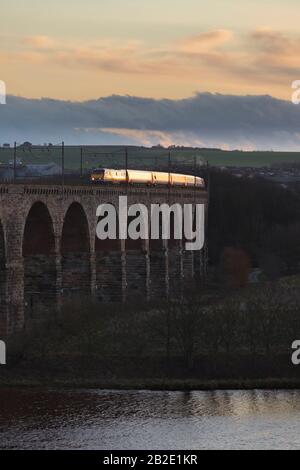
22 201 56 319
148 213 167 300
23 201 55 256
61 198 94 249
95 207 122 302
61 202 91 300
125 213 147 300
61 202 90 253
168 210 183 299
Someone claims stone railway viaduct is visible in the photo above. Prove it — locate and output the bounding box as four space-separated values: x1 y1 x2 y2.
0 182 208 336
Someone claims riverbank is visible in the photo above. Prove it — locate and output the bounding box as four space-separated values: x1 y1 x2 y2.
1 370 300 391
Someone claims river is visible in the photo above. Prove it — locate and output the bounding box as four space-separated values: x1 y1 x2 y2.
1 388 300 449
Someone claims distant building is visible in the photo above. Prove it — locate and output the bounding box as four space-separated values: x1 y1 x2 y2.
152 144 165 149
2 143 10 148
20 142 32 150
8 158 22 166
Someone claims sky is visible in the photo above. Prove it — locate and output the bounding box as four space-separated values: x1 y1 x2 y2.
1 1 300 149
1 0 300 100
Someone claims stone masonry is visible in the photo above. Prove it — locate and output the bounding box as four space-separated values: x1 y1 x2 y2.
0 183 208 336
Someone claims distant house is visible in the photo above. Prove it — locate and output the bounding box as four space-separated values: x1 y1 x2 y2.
2 143 10 148
8 158 22 166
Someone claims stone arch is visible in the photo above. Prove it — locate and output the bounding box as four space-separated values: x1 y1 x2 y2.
22 201 56 318
125 213 147 300
95 208 122 302
61 202 91 300
182 206 195 288
149 211 167 300
168 210 184 299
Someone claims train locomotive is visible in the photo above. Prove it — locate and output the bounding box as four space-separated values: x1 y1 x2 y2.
91 168 205 187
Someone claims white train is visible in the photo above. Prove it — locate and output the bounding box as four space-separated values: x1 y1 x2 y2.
91 168 205 187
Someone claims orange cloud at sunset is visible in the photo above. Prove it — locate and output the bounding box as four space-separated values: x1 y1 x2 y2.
178 29 234 54
23 35 57 49
1 27 299 101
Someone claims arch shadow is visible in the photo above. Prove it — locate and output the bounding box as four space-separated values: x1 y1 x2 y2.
61 202 91 301
22 201 56 319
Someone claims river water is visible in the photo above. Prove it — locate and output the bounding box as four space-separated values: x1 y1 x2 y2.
1 388 300 449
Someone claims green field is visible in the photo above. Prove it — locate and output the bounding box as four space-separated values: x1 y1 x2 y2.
1 145 300 171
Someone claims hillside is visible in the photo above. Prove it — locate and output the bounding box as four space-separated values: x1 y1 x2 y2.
1 145 300 171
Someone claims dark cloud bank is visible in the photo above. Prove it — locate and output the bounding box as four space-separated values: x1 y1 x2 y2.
1 93 300 150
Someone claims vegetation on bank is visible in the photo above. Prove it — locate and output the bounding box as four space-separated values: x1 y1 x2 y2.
1 279 300 388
